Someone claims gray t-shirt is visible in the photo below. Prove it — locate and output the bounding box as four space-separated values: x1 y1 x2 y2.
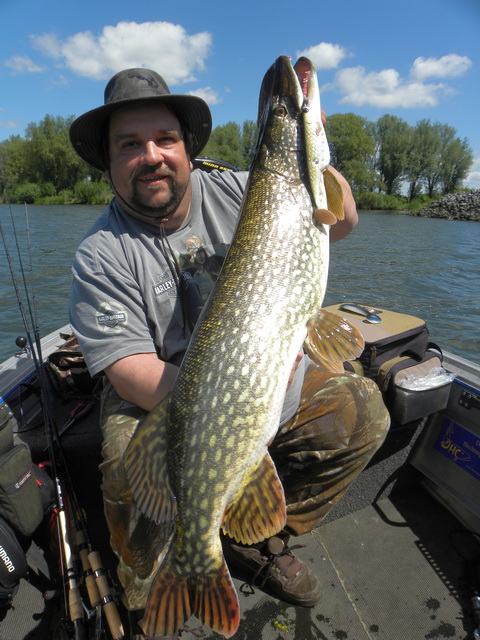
70 168 304 424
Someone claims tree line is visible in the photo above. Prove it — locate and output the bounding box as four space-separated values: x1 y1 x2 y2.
0 111 473 209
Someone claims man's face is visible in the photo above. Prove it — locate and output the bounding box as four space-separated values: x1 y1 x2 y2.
107 102 193 228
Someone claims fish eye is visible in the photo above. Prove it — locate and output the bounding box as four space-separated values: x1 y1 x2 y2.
274 105 287 117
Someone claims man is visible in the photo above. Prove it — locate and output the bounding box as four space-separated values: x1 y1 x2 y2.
69 68 389 624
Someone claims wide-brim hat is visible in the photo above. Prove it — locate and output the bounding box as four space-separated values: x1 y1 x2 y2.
69 68 212 171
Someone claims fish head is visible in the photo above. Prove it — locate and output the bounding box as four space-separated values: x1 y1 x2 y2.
255 56 343 225
254 55 306 183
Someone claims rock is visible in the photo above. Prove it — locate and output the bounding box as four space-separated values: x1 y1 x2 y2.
413 191 480 221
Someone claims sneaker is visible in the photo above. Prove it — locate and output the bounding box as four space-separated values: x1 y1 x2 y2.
222 534 322 607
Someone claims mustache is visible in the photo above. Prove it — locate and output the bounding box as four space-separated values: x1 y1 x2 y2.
134 165 175 180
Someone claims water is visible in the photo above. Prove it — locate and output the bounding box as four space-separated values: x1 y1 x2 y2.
1 205 479 365
1 204 103 362
324 211 480 364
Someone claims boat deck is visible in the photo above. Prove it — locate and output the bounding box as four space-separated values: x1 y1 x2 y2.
5 485 477 640
176 487 476 640
4 382 479 640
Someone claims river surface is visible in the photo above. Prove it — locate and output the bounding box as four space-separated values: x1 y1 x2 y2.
1 204 479 365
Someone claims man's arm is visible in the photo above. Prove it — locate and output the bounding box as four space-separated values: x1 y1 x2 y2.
328 165 358 243
104 353 179 411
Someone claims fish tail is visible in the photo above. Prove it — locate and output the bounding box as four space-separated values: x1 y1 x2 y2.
140 557 192 638
193 559 240 638
141 556 240 638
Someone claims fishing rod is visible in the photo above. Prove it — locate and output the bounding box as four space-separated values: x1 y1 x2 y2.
1 203 124 639
41 383 125 640
1 208 88 640
52 410 125 640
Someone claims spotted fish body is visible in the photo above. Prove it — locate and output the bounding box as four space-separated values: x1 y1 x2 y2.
124 56 359 638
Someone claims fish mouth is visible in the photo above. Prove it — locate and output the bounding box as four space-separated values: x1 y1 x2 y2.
293 57 316 108
257 56 315 127
255 56 317 161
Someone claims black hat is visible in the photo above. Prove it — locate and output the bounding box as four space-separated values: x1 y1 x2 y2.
69 68 212 171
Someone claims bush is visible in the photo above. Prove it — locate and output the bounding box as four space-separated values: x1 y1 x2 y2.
35 195 70 205
74 180 111 204
58 189 74 202
12 183 41 204
39 182 56 197
355 191 405 210
406 194 434 211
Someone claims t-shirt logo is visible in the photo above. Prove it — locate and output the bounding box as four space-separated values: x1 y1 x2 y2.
96 301 128 334
152 268 177 298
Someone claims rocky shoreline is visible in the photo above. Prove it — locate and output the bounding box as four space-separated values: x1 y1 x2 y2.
409 190 480 221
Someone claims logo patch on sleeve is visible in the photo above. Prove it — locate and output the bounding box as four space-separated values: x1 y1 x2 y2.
96 301 128 334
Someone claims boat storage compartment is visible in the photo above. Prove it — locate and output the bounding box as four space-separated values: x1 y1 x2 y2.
411 354 480 534
387 365 453 425
323 304 453 424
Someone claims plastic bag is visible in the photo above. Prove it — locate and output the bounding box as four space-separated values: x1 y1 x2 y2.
396 367 456 391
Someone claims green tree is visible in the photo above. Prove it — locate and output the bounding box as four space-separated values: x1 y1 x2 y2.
202 122 244 168
0 135 29 194
422 122 444 197
24 114 90 192
0 110 474 205
375 115 412 195
436 125 473 194
240 120 258 170
405 120 441 201
325 113 377 193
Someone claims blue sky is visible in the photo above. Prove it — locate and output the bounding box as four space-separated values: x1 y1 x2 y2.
1 0 479 187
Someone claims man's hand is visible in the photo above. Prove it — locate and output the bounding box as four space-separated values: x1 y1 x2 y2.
321 109 358 243
328 166 358 243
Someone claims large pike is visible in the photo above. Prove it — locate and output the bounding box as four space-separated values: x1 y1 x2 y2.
124 56 363 638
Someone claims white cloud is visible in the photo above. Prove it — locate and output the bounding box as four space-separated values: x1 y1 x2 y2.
326 51 471 110
0 119 18 129
0 105 18 128
30 33 62 58
411 54 472 81
466 155 480 189
296 42 350 70
334 66 451 108
30 21 213 84
4 55 45 74
188 86 222 105
466 171 480 189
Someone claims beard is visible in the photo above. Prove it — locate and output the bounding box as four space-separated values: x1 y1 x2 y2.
130 174 188 221
113 164 189 222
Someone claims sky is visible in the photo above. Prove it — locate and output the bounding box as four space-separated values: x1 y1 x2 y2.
1 0 479 188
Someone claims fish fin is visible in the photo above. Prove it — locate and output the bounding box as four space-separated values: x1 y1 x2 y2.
221 453 287 545
324 167 345 221
140 552 193 638
304 309 364 372
193 560 240 638
123 395 177 523
314 208 338 226
141 553 240 639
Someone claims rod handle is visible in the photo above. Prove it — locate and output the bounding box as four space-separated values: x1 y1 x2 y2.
68 585 84 622
88 551 125 640
76 530 101 608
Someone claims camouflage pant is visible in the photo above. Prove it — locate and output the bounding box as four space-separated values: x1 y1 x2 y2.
99 361 389 609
